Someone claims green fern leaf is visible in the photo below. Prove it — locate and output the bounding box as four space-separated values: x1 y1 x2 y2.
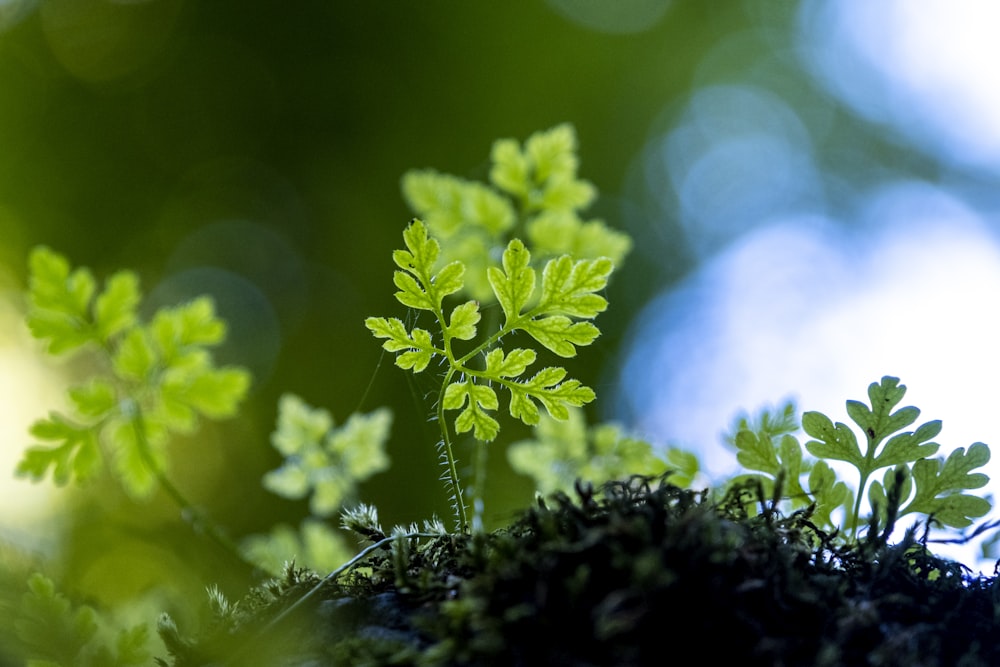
18 415 101 485
487 238 535 324
903 443 991 527
506 366 595 424
364 317 439 372
483 347 536 377
443 380 500 441
263 394 392 517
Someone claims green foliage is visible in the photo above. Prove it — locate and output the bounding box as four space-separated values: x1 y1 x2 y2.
13 126 1000 667
367 220 609 443
732 376 991 539
367 217 613 529
242 394 392 574
242 519 351 577
15 573 152 667
18 246 251 498
262 394 392 517
402 124 631 301
370 125 630 531
507 407 696 495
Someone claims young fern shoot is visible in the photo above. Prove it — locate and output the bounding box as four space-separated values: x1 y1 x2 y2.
732 376 991 541
366 219 613 532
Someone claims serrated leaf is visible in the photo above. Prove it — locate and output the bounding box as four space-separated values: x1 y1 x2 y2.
903 443 991 527
849 376 918 441
326 407 393 480
112 328 157 381
392 219 465 312
490 124 596 214
526 212 632 267
397 219 440 273
163 366 251 420
484 347 536 378
94 271 140 343
526 123 578 183
365 316 437 372
264 397 392 517
519 316 599 358
272 393 333 456
108 418 163 498
444 380 499 441
68 379 118 420
540 174 597 212
115 623 153 665
664 448 701 488
508 408 669 495
151 297 226 369
392 270 435 310
487 239 535 325
243 519 352 576
463 180 516 234
734 429 780 475
807 460 852 529
574 219 632 265
868 464 913 523
18 415 101 485
489 138 529 197
446 301 480 341
872 419 941 468
803 411 864 468
506 366 595 425
537 255 612 318
262 463 311 499
16 573 99 663
26 246 99 355
429 261 466 306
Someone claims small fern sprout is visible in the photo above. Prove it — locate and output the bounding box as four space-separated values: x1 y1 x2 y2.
368 125 630 532
731 376 992 543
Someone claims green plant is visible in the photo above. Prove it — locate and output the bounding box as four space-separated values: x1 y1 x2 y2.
9 125 1000 667
241 394 393 575
366 219 613 533
506 406 697 495
17 246 252 554
367 124 630 532
730 376 992 540
16 573 151 667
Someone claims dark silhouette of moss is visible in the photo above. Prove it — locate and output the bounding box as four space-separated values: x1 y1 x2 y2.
161 476 1000 666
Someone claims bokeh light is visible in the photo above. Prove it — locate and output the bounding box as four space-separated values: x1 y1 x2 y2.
615 1 1000 568
0 292 65 554
3 3 1000 657
799 0 1000 172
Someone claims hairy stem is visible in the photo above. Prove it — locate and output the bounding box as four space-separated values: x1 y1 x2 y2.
437 367 469 533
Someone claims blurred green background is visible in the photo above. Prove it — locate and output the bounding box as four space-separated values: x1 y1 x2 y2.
0 0 738 645
5 0 995 660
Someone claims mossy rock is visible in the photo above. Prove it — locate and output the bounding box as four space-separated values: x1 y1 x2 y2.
160 478 1000 666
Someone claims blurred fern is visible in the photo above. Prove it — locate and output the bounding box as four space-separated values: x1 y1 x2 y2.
241 394 393 575
18 246 252 561
15 573 153 667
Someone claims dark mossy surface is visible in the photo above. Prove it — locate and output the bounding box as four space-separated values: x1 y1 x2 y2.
160 477 1000 667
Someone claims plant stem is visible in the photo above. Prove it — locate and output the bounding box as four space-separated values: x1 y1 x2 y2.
126 400 258 574
437 368 469 533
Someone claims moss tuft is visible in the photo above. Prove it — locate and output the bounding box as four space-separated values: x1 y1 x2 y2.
162 476 1000 666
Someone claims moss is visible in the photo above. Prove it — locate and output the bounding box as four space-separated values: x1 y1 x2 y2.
161 477 1000 666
